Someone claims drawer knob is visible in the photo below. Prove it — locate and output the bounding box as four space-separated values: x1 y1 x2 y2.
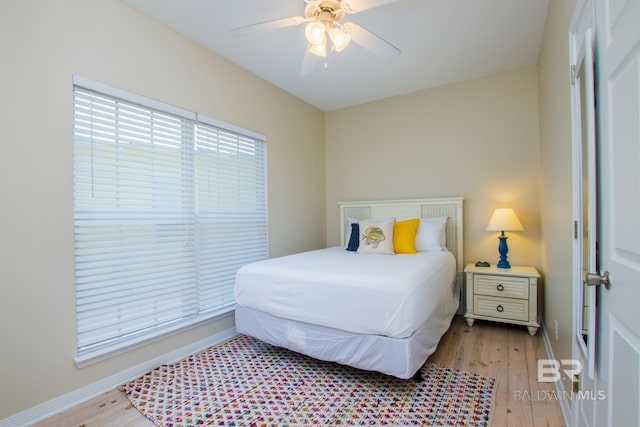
496 284 504 292
496 305 504 313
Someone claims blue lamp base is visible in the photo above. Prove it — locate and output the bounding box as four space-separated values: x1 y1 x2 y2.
496 231 511 268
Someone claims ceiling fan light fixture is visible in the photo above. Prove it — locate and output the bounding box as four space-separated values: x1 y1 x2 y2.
329 26 351 52
308 40 327 57
305 21 326 45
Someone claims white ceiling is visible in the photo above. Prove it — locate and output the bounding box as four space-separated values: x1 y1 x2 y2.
121 0 550 111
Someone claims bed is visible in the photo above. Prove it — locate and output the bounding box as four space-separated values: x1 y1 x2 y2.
234 197 464 379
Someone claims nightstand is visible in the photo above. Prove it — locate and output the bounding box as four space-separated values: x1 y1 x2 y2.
464 263 540 335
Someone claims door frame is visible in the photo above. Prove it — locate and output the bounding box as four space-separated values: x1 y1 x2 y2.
569 0 598 425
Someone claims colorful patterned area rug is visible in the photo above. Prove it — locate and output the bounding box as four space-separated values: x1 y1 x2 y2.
120 335 495 426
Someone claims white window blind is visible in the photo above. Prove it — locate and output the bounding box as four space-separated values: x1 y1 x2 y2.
72 77 266 363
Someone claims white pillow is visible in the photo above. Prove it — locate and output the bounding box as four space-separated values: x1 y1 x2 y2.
357 219 395 255
415 216 448 251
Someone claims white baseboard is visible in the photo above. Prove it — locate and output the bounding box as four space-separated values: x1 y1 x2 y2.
0 328 237 427
540 321 572 427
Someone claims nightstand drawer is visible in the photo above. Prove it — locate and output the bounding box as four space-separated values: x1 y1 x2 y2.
474 275 529 299
474 295 529 322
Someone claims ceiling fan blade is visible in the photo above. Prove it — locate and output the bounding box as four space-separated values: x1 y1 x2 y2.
229 16 305 37
344 22 400 60
340 0 402 13
300 48 322 76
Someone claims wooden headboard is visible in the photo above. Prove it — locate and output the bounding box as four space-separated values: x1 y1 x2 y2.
338 197 464 275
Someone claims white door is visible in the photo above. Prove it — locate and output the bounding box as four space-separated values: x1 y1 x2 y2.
593 0 640 425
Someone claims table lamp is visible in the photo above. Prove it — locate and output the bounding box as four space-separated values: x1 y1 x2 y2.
486 208 523 268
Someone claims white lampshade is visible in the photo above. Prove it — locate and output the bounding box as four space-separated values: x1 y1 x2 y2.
308 40 327 57
486 208 524 232
329 27 351 52
305 21 326 45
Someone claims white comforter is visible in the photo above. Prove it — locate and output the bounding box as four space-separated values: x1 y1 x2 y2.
234 246 456 339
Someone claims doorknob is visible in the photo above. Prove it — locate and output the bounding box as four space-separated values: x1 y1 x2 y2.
584 271 611 289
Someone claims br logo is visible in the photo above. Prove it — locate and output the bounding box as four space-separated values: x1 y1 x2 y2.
538 359 583 382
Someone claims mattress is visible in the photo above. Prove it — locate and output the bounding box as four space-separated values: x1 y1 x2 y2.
234 246 456 339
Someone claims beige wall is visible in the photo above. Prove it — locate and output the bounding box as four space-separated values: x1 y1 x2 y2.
325 67 542 270
537 0 577 398
0 0 325 418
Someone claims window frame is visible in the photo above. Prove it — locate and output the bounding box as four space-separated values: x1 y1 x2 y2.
72 76 267 367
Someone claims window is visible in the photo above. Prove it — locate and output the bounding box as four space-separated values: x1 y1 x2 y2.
72 76 267 365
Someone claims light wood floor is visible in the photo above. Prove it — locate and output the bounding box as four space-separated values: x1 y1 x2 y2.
35 316 565 427
428 316 566 427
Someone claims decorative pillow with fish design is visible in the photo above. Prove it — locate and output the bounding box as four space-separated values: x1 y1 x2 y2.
357 219 395 255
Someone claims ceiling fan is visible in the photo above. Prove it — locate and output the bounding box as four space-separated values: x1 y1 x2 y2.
229 0 402 75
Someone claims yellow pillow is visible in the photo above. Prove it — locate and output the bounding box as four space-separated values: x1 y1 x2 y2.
393 218 420 254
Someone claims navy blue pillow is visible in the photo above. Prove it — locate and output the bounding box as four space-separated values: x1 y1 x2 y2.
346 223 360 251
